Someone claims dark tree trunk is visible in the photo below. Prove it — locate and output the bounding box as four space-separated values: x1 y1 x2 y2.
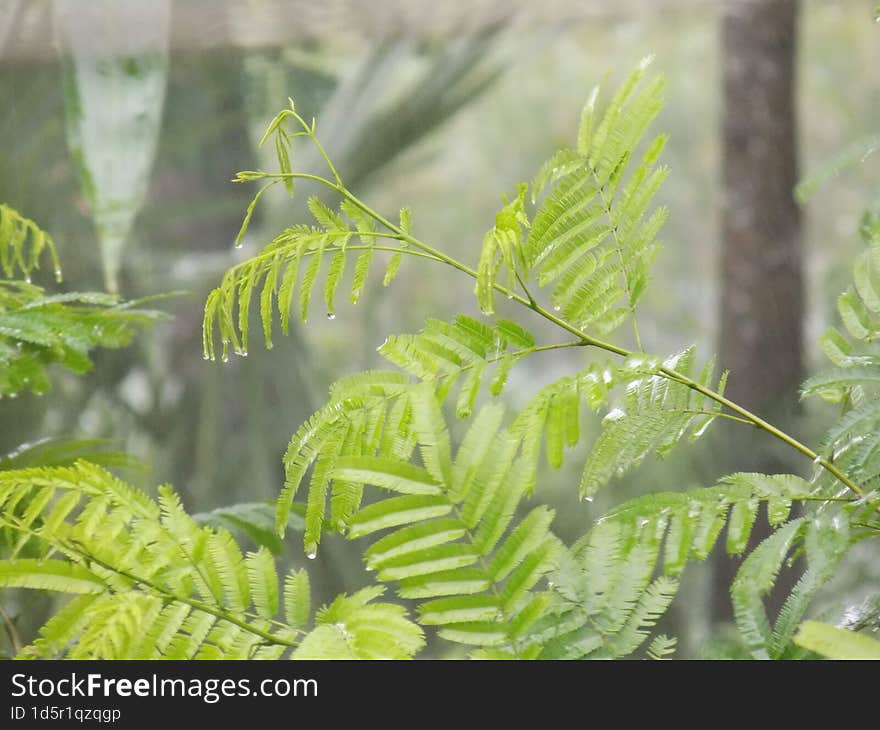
712 0 802 625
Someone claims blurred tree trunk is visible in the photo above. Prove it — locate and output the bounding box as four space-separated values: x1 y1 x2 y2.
712 0 802 624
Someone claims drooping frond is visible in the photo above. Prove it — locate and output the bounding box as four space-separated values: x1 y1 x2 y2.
509 362 616 492
276 371 419 555
0 463 422 659
579 347 727 498
536 517 679 659
378 314 540 416
0 203 62 283
204 96 434 361
332 388 564 657
803 214 880 490
475 184 530 315
0 282 163 398
523 58 667 341
203 194 429 361
534 473 822 658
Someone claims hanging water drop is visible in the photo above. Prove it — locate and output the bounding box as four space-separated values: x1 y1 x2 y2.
583 494 594 503
221 353 229 363
234 240 244 250
306 551 317 560
54 267 63 281
326 312 336 320
507 293 514 300
553 305 561 312
202 353 210 361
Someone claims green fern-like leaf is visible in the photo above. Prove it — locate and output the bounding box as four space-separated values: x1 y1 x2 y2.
0 463 422 659
579 348 727 497
0 282 163 398
532 472 829 659
0 203 62 282
803 225 880 490
378 314 539 413
524 58 667 340
289 384 563 655
475 184 529 315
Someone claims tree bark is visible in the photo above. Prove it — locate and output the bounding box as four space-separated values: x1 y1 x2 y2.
713 0 802 625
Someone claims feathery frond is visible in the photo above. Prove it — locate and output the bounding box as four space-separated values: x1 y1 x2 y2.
0 463 422 659
0 281 163 398
0 203 62 283
804 219 880 490
378 314 539 415
532 472 827 658
579 348 727 497
523 57 667 342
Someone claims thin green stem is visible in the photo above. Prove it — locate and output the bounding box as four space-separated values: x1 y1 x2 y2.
223 240 443 280
663 366 864 497
681 409 755 427
433 340 588 385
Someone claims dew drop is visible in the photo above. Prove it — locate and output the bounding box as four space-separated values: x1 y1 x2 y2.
234 241 244 249
326 312 336 320
221 354 229 363
583 495 594 503
240 350 248 357
812 455 822 466
506 293 514 300
54 267 63 281
553 305 561 312
202 353 210 361
306 551 317 560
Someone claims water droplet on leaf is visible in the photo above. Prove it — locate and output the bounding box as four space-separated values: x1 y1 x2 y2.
553 305 561 312
306 551 317 560
326 312 336 320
